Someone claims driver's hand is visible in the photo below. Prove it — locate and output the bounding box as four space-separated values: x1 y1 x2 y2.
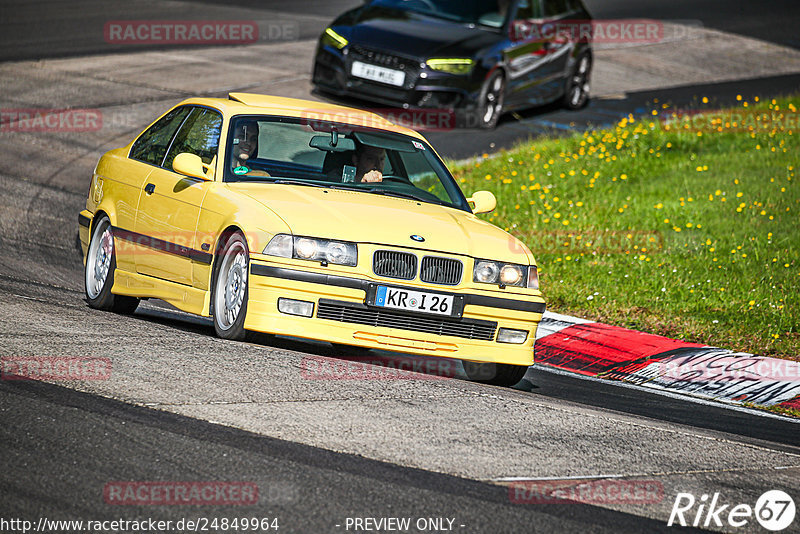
361 170 383 183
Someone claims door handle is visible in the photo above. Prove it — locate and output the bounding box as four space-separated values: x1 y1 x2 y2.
144 183 155 195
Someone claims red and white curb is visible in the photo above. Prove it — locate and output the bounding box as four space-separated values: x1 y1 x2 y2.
535 312 800 413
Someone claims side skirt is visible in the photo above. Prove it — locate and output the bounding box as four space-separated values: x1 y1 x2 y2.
111 269 210 317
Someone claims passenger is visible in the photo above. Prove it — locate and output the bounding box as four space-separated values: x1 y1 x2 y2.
232 120 270 177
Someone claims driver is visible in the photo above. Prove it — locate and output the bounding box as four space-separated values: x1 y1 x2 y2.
232 120 270 177
352 142 386 183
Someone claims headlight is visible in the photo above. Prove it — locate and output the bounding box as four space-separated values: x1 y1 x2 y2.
473 261 500 284
500 265 524 285
322 27 348 50
426 58 474 75
473 260 537 288
263 234 357 266
295 238 317 259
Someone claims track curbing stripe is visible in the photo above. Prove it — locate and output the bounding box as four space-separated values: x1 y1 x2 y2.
535 312 800 412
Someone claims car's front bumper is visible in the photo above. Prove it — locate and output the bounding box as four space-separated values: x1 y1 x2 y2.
313 44 482 111
246 260 544 366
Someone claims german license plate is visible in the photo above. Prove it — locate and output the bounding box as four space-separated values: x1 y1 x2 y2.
351 61 406 87
374 286 454 316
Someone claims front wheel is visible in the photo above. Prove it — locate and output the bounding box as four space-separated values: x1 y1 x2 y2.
462 361 529 387
84 216 139 314
212 232 250 340
470 70 506 129
562 54 591 110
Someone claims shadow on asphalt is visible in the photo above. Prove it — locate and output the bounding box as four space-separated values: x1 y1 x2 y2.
132 302 800 452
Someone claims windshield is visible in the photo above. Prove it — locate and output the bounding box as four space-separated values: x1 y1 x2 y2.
372 0 511 28
225 116 470 211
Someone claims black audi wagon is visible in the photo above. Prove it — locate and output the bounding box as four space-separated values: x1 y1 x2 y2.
312 0 593 129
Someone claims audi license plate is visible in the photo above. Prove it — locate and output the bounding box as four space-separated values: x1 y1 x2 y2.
351 61 406 87
374 286 454 316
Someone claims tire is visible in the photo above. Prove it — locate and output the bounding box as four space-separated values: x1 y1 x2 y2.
471 70 506 129
462 361 529 387
212 231 250 341
84 216 139 314
562 53 591 110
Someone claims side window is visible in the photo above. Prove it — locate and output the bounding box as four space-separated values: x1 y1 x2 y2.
544 0 571 17
129 106 192 166
515 0 543 19
398 151 448 200
163 108 223 171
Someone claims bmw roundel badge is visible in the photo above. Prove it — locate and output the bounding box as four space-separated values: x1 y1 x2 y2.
410 235 425 242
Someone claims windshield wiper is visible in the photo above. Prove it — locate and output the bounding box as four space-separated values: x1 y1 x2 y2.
365 187 442 204
267 180 442 204
269 179 330 188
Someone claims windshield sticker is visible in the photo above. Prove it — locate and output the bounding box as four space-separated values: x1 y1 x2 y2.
233 166 250 175
413 141 425 150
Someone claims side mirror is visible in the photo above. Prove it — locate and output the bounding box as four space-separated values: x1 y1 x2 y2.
173 153 213 181
467 191 497 214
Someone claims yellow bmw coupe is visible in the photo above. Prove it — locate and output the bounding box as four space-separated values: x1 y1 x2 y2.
79 93 545 386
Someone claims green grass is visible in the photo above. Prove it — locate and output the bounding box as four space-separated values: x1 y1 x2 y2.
451 96 799 360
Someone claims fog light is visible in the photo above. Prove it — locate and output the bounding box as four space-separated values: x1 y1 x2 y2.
497 328 528 344
278 298 314 317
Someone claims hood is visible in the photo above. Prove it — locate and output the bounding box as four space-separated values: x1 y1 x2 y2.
344 5 500 59
232 183 531 264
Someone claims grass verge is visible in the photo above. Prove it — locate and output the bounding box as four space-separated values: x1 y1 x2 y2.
451 95 799 360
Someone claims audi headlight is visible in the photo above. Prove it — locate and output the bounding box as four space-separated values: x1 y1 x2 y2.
473 260 537 288
264 234 357 266
322 27 348 50
426 58 474 75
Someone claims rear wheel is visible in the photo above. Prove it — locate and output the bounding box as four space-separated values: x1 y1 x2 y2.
471 70 506 129
212 232 250 340
462 361 529 387
84 216 139 314
563 54 591 110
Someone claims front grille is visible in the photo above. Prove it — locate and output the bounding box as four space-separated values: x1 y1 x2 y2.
420 256 463 286
348 45 420 89
350 45 419 71
373 250 417 280
317 300 497 341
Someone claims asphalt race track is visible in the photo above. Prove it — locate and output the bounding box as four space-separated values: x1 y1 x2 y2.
1 1 800 533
